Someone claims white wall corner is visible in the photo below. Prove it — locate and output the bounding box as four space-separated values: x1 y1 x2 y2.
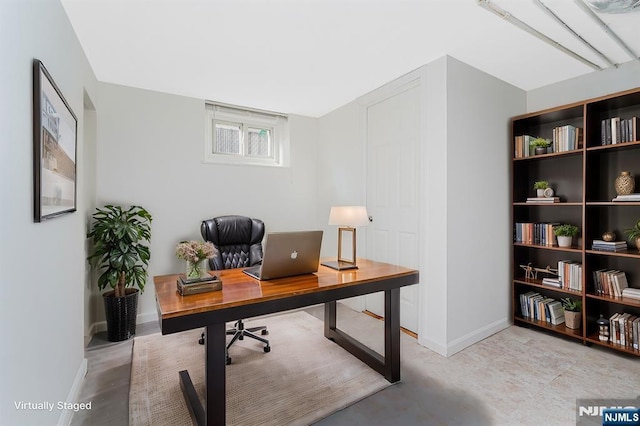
419 336 448 358
445 317 511 357
57 358 88 426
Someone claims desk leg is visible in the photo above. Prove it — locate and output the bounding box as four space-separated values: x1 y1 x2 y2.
179 322 226 426
384 288 401 382
323 288 401 383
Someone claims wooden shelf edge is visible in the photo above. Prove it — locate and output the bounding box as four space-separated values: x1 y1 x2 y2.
514 242 583 252
514 279 583 295
514 202 582 206
514 315 583 339
585 334 640 356
586 201 640 206
513 149 583 161
585 249 640 259
586 140 640 152
586 293 640 308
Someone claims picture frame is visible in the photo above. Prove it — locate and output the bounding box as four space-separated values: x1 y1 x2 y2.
33 59 78 222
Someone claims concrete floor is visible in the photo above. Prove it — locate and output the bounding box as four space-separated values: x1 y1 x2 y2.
71 304 640 426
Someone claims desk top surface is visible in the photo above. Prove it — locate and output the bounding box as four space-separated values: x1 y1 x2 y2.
154 258 418 320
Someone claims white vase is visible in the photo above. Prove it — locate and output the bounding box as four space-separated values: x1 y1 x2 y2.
536 189 545 197
557 236 572 248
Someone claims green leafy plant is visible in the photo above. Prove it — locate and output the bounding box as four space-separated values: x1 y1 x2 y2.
533 181 549 190
531 137 550 148
561 297 581 312
554 224 578 237
624 219 640 242
87 205 152 297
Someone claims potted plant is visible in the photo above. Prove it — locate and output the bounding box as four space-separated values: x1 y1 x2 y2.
561 297 582 329
533 180 549 197
531 138 551 155
87 205 152 341
624 219 640 252
554 224 578 248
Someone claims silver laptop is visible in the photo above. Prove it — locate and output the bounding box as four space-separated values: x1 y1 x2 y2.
243 230 323 280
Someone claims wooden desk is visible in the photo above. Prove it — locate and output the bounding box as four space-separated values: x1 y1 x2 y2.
154 258 419 426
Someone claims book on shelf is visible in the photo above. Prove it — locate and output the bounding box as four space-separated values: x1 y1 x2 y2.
591 240 628 252
514 135 538 159
601 116 638 145
525 197 560 203
552 124 582 153
542 277 562 288
608 312 639 349
593 269 630 296
558 260 582 291
622 287 640 300
514 222 558 246
548 301 565 325
612 193 640 202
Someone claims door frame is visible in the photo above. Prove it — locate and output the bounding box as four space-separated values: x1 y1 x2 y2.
351 68 425 336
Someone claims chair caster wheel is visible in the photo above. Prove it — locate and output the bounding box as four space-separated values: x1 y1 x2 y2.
226 357 232 365
261 330 269 335
198 338 205 345
264 345 271 353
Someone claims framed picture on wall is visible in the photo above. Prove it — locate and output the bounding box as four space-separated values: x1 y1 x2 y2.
33 59 78 222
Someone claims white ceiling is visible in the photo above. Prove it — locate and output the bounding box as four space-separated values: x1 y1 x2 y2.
61 0 640 117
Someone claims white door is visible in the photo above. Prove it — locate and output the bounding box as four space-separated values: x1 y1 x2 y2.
365 81 420 333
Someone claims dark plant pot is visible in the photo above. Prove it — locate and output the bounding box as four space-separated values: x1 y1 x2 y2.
535 147 547 155
103 288 139 342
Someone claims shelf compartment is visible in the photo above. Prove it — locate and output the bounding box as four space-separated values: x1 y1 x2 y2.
513 154 583 203
585 334 640 356
514 315 583 340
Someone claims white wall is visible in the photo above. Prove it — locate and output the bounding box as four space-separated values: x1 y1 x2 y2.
443 56 524 354
527 61 640 112
316 102 366 261
95 83 319 325
317 56 526 356
0 1 98 424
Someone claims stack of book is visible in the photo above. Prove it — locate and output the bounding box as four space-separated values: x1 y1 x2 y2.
558 260 582 291
525 197 560 203
601 116 638 145
612 193 640 202
552 124 583 153
593 270 628 297
514 222 559 246
514 135 537 158
592 240 628 252
177 274 222 295
541 277 562 288
608 312 639 350
622 287 640 301
519 292 564 325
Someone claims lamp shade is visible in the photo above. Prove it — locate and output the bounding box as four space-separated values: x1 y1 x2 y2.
328 206 369 227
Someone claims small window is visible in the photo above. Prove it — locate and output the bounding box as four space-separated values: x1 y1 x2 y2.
205 103 288 167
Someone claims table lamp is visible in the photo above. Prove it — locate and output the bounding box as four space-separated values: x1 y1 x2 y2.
321 206 370 270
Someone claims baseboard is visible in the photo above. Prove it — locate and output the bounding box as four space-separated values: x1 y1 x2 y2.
445 317 511 357
57 358 88 426
419 317 510 358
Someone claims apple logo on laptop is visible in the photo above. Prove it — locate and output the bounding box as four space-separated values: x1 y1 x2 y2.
290 250 298 260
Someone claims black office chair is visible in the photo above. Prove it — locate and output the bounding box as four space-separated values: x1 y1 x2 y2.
199 215 270 365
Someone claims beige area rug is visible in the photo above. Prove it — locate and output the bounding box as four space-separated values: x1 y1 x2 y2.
129 311 392 426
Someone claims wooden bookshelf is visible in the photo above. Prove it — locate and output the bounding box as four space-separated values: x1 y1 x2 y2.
512 87 640 357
